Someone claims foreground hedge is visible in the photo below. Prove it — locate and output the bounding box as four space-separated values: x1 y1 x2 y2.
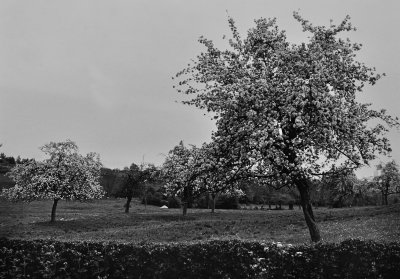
1 238 399 278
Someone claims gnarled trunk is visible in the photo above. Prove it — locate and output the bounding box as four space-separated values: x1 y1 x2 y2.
296 178 321 242
51 198 59 222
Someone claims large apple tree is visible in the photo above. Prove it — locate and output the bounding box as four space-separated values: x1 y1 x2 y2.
175 13 399 241
1 140 104 222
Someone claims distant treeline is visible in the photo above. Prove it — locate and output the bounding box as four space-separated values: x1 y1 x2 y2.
0 153 32 190
1 154 396 208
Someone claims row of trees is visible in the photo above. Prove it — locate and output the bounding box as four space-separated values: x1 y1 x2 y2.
1 138 398 239
161 142 400 210
313 163 400 207
0 153 31 166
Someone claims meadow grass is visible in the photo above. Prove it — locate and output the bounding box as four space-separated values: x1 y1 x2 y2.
0 198 399 245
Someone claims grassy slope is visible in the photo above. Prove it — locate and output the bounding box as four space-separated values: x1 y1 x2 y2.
0 198 399 245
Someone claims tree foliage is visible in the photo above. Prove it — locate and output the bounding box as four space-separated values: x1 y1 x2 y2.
119 162 159 212
162 141 246 214
374 160 400 205
162 141 205 215
175 13 399 241
320 171 358 208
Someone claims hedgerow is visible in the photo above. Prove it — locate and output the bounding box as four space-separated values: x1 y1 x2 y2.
0 238 399 278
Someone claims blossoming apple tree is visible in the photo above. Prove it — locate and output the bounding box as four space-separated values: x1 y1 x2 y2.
196 141 248 213
163 140 248 214
1 140 104 222
175 13 399 241
162 141 206 216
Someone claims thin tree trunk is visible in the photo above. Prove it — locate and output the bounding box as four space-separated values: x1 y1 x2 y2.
381 191 387 205
125 196 132 213
51 198 59 222
145 186 148 209
182 186 190 216
296 178 321 242
384 191 388 205
182 202 188 216
211 194 217 213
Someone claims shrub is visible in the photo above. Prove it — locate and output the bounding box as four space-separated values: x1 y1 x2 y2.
142 192 168 207
216 194 240 209
0 238 399 279
167 196 181 208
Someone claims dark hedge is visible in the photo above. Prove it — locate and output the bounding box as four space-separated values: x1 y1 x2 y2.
1 238 399 278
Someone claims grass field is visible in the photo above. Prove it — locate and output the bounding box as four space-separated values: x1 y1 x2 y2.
0 198 399 245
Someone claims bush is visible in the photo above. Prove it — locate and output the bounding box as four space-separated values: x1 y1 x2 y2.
142 192 168 207
167 196 181 208
1 238 400 278
216 194 240 209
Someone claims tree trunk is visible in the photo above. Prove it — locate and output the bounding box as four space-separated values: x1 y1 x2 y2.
182 186 191 216
381 191 388 205
182 202 188 216
144 187 148 209
51 198 59 222
211 194 217 213
125 196 132 213
384 192 388 205
296 178 321 242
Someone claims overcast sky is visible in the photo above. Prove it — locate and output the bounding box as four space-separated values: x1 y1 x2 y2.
1 0 399 178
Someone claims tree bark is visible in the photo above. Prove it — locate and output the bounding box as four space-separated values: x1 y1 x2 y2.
144 186 148 209
211 194 217 213
384 192 388 206
51 198 59 222
296 178 321 242
182 186 191 216
125 196 132 213
182 202 188 216
381 191 388 205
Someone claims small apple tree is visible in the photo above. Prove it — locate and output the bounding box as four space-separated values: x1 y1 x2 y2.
1 140 104 222
197 141 248 213
163 141 248 214
162 141 207 216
